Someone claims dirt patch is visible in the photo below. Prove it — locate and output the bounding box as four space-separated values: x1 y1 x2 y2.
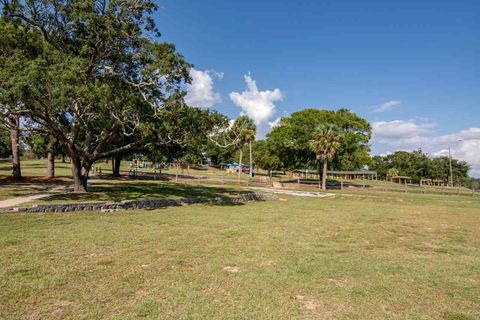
223 266 240 273
51 300 74 317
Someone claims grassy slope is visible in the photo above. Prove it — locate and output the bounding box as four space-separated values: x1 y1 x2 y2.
1 192 479 319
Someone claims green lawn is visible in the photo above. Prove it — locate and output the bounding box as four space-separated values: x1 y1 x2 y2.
0 159 74 178
1 192 479 319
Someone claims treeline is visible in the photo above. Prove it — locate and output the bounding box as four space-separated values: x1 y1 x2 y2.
370 150 471 187
207 108 372 171
205 110 474 188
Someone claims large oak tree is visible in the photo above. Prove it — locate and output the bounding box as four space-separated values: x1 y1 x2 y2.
0 0 203 192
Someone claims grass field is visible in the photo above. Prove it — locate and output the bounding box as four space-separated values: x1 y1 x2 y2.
1 190 480 319
2 159 476 204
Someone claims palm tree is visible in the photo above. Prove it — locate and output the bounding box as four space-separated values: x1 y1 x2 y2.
232 116 256 179
309 124 342 190
386 168 400 181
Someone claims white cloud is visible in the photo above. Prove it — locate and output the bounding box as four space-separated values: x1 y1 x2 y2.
373 120 480 177
372 100 401 113
372 120 436 139
185 68 222 108
268 117 282 129
229 74 283 125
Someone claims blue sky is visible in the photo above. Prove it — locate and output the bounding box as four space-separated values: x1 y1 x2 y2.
154 0 480 176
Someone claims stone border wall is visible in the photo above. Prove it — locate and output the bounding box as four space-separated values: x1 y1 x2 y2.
2 192 273 214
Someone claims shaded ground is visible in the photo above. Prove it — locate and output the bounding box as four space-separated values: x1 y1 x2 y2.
1 192 479 319
30 181 249 205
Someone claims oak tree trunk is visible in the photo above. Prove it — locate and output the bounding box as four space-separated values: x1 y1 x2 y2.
71 156 86 193
9 117 21 179
47 152 55 178
175 161 179 182
113 155 122 177
70 155 91 193
46 140 55 178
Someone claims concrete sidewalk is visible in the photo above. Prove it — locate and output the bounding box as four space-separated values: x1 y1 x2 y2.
254 187 335 198
0 185 70 209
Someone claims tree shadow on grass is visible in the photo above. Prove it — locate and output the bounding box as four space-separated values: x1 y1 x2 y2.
326 180 374 190
0 175 71 185
39 181 251 204
204 202 245 207
287 178 374 190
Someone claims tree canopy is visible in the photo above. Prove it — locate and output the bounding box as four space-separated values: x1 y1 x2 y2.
266 108 371 170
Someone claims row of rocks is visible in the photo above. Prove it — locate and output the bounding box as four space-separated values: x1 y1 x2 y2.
3 192 273 214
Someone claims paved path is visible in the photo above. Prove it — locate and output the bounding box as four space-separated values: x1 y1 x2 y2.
254 187 336 198
0 186 69 209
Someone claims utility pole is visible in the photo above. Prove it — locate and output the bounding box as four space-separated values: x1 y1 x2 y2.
249 140 253 177
448 145 453 187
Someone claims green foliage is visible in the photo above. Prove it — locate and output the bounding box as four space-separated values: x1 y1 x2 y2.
231 115 256 149
205 140 236 165
267 108 371 170
370 150 471 186
250 140 282 172
0 124 11 158
147 106 226 163
205 115 256 165
309 124 342 162
0 2 190 143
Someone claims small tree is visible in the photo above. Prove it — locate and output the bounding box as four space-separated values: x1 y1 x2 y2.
309 124 341 190
386 168 400 181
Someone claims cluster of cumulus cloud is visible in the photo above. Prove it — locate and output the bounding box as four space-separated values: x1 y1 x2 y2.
373 120 480 177
184 69 283 137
